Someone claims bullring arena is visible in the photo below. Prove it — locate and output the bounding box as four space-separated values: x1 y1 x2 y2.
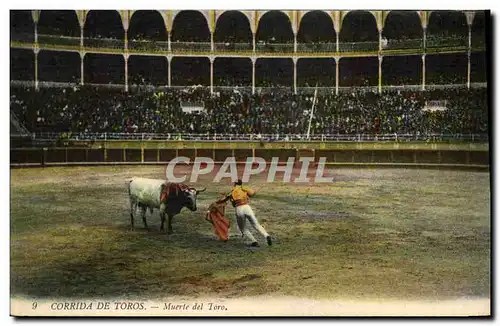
10 9 490 316
10 141 491 316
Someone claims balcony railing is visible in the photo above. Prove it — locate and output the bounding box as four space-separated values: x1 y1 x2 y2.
30 131 489 143
384 38 423 50
297 43 337 53
426 36 468 48
84 37 124 50
170 42 211 52
339 41 379 52
128 40 168 52
255 43 294 53
10 80 488 92
38 34 81 48
214 42 253 52
11 34 483 55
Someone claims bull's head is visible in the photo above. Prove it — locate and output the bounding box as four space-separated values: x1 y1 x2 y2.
182 187 206 211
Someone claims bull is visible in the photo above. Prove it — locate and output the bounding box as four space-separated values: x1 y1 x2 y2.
128 177 206 234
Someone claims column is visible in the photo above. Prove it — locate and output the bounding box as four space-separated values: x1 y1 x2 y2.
467 25 472 89
80 26 84 48
34 49 38 90
335 56 339 95
210 56 214 94
253 33 256 52
168 32 171 52
124 30 128 52
167 56 171 87
423 27 426 50
467 52 471 89
211 32 214 51
336 32 339 53
422 54 426 91
34 22 38 89
379 29 382 52
378 55 382 94
252 57 256 95
124 54 129 92
293 57 297 94
34 22 38 44
468 25 472 49
80 53 84 85
294 33 297 53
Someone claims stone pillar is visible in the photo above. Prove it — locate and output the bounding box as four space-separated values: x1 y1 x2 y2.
467 52 471 89
378 55 382 94
80 53 84 85
124 30 128 52
379 29 382 52
293 57 297 94
168 32 171 52
423 27 427 50
124 54 129 92
336 32 339 53
335 56 339 95
34 22 39 90
467 25 472 89
210 56 214 94
252 57 256 95
294 33 297 53
34 22 38 44
253 33 256 52
211 32 214 51
80 26 84 48
167 56 171 87
34 48 38 90
422 54 426 91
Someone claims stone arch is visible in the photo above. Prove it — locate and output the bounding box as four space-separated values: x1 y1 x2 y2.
256 10 294 43
10 10 35 41
339 10 378 42
427 10 468 37
297 10 336 43
83 10 124 39
214 10 252 43
38 10 80 37
171 10 210 42
382 11 423 39
128 10 167 41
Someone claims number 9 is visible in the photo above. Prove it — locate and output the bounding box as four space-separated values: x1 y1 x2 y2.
32 302 37 310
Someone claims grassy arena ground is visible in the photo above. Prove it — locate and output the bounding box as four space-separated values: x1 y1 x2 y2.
10 165 490 301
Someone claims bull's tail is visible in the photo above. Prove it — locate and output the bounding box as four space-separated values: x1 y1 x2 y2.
128 179 133 196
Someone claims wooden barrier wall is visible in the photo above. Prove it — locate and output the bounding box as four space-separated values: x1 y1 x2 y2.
10 147 490 168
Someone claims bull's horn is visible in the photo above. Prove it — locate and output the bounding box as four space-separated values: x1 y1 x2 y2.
196 188 206 194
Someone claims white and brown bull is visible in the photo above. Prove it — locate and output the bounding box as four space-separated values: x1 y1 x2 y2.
128 177 206 234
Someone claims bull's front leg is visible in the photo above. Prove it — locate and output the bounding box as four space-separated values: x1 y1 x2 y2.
140 205 149 230
167 214 173 235
160 212 166 231
130 202 135 230
160 202 167 232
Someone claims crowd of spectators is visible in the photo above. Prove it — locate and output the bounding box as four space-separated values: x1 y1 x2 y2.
11 84 488 137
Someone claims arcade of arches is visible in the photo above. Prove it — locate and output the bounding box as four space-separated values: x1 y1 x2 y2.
10 10 487 92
